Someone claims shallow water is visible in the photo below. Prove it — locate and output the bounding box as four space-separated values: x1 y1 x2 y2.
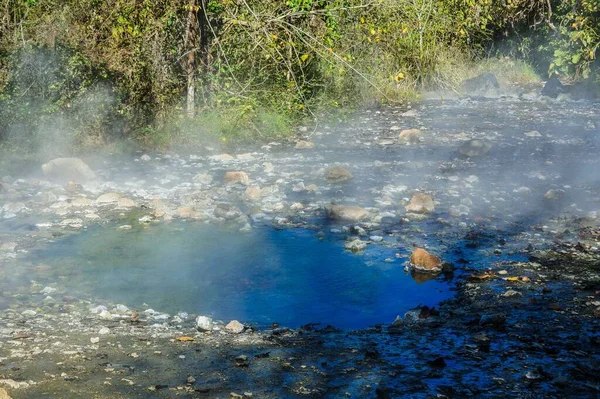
28 223 454 328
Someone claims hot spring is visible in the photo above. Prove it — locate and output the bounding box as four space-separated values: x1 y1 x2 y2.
27 222 454 329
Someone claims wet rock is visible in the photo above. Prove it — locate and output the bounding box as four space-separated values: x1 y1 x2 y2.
96 193 121 203
140 154 151 161
60 218 84 228
196 315 214 332
458 139 492 157
235 355 249 367
226 320 245 334
462 72 500 94
398 129 422 144
224 171 249 185
325 166 353 183
344 239 368 252
295 140 315 149
480 313 506 329
405 193 435 214
428 356 447 368
409 248 442 273
541 76 566 98
41 158 97 182
327 205 369 221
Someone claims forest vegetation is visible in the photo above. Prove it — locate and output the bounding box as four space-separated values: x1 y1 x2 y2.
0 0 598 156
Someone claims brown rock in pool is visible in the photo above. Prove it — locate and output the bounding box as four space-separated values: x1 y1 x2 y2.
409 248 442 273
405 193 435 214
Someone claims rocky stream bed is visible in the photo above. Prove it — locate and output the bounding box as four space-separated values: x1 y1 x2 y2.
0 93 600 398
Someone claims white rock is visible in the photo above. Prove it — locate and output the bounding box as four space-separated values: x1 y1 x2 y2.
196 315 214 332
90 337 100 344
98 327 111 335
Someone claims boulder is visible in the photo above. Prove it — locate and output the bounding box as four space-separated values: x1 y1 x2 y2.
328 205 369 221
398 129 422 144
226 320 245 334
345 239 368 252
295 140 315 149
41 158 96 183
196 315 214 332
458 139 492 158
224 171 249 185
405 193 435 214
541 76 566 98
409 248 442 273
325 166 353 183
462 72 500 94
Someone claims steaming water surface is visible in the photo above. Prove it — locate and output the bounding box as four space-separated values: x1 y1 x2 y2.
28 223 454 328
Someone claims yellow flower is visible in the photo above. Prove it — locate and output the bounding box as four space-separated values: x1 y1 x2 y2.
394 72 405 82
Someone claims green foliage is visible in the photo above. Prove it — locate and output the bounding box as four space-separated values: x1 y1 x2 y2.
0 0 598 156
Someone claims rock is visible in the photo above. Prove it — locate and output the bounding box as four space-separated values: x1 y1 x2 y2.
405 193 435 214
90 337 100 344
541 76 566 98
209 154 235 162
140 154 151 161
398 129 422 144
117 198 136 208
224 171 249 185
71 197 92 207
295 140 315 149
524 130 542 137
409 248 442 273
175 207 195 218
60 218 84 228
226 320 245 334
462 72 500 94
401 109 418 117
325 166 353 183
458 139 492 158
65 180 83 193
544 189 565 200
345 239 368 252
328 205 369 221
244 186 261 200
236 153 254 161
196 315 213 332
235 355 249 367
193 172 213 185
41 158 96 182
480 313 506 328
96 193 121 203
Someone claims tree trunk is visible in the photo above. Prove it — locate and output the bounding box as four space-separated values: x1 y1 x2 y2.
185 0 198 117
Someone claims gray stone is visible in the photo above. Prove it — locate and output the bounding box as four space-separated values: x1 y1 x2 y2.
41 158 96 182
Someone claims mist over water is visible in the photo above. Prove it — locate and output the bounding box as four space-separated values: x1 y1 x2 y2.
28 223 455 329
